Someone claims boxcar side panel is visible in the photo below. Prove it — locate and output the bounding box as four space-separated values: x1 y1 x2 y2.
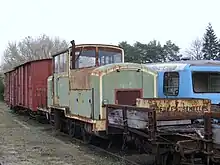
4 73 9 104
10 71 14 106
21 66 24 106
24 64 28 108
15 65 26 108
15 69 18 107
18 67 21 105
5 59 52 111
31 59 52 111
10 72 12 106
5 73 11 105
28 63 33 109
17 68 19 106
13 70 16 106
9 71 13 106
11 70 15 107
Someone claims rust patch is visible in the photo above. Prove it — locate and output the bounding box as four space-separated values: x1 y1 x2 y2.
54 96 59 105
211 104 220 112
69 67 96 89
136 98 211 121
206 111 220 119
94 120 106 131
65 114 106 131
65 114 95 124
91 63 146 77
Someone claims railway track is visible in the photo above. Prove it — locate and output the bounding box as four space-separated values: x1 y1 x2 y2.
49 129 153 165
9 109 154 165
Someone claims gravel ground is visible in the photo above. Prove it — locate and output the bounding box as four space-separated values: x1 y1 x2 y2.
0 103 127 165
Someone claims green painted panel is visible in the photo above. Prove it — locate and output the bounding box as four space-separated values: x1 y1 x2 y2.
58 77 69 106
69 90 93 118
102 70 143 104
53 73 59 105
47 76 53 106
91 75 100 120
142 73 156 98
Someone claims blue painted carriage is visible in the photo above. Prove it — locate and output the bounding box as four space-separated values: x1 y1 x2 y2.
147 60 220 110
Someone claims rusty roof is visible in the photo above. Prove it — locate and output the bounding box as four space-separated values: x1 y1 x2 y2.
52 44 123 57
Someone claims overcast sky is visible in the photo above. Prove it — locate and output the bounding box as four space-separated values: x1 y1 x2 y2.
0 0 219 63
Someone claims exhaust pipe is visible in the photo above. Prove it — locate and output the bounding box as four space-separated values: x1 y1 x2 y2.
70 40 75 69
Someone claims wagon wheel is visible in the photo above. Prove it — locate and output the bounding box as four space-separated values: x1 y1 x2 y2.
202 156 213 165
81 127 93 144
135 138 152 154
165 152 181 165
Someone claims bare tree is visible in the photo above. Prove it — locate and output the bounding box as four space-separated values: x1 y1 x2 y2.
185 38 203 60
1 34 69 71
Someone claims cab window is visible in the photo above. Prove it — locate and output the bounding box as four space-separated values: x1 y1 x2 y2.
54 51 68 73
98 48 122 66
54 55 59 73
75 48 96 68
70 46 123 69
163 72 179 96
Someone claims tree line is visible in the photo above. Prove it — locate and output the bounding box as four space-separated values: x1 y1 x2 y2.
1 22 220 72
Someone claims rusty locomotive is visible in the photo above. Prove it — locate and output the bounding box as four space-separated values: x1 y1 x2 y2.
4 40 220 165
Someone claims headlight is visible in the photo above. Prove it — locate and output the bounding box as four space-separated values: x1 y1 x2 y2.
102 99 109 106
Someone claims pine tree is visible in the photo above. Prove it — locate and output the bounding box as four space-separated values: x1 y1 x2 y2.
202 23 220 60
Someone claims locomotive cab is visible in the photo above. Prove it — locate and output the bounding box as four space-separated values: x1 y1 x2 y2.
48 40 157 132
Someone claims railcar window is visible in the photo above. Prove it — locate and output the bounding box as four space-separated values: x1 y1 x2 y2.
74 49 96 68
163 72 179 96
54 51 68 73
59 53 64 72
54 56 59 73
70 46 122 69
63 52 68 72
98 49 122 66
192 72 220 93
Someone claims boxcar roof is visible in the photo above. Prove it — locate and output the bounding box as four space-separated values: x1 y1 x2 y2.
146 60 220 72
4 58 52 74
3 68 15 74
14 58 52 69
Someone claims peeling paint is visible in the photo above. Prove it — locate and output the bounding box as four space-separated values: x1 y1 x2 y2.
136 98 211 121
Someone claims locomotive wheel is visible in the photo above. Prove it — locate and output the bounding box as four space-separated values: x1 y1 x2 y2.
54 110 61 130
45 112 50 124
36 114 41 122
68 119 76 138
81 127 92 144
60 118 66 133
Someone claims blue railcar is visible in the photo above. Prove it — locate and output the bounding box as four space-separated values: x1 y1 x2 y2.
146 60 220 107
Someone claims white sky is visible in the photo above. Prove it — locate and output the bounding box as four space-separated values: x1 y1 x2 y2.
0 0 219 63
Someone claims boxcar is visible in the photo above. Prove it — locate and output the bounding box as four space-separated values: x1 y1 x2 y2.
4 58 52 113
